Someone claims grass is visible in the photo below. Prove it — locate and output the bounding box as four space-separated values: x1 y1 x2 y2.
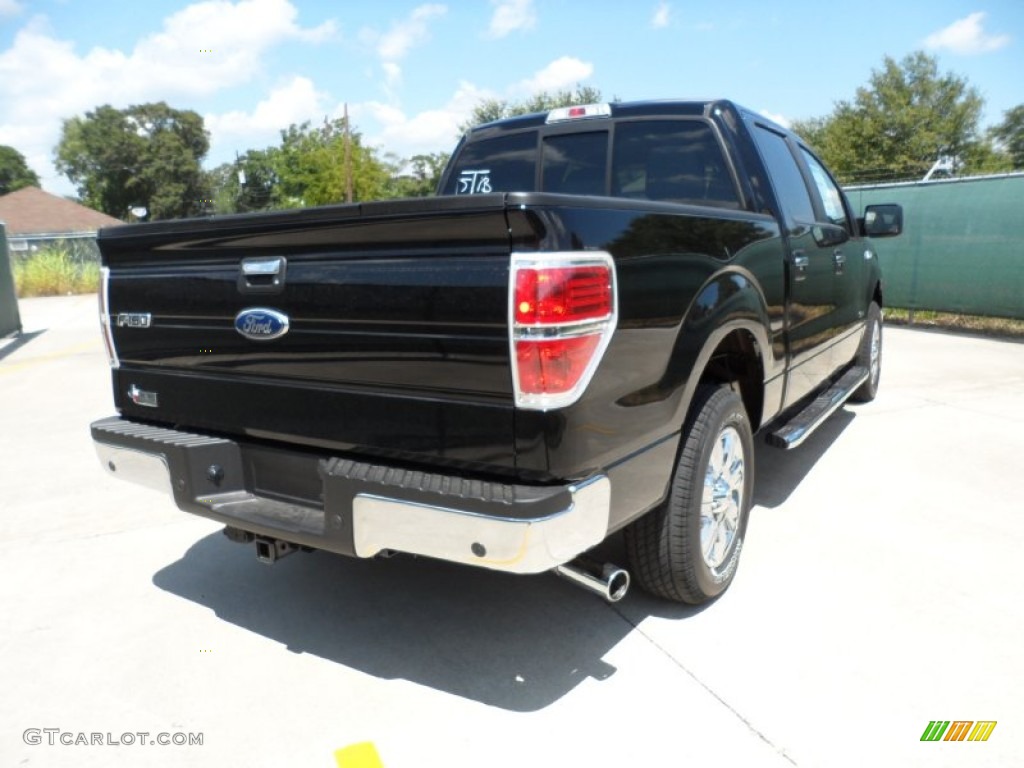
886 307 1024 340
12 246 100 298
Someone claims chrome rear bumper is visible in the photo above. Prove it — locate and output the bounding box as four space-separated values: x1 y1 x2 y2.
92 417 610 574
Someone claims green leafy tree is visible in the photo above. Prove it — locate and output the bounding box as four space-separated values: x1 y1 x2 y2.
384 152 450 198
206 149 281 214
791 52 995 183
273 118 390 207
54 102 210 219
0 146 40 194
990 105 1024 169
460 85 606 133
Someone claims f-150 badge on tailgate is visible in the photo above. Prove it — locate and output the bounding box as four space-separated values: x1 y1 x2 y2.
116 313 151 328
234 307 290 340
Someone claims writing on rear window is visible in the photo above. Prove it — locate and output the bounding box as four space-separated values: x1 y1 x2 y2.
457 169 492 194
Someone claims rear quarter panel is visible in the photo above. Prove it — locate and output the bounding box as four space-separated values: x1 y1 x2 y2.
507 195 785 526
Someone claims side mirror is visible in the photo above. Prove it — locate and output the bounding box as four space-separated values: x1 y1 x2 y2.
861 204 903 238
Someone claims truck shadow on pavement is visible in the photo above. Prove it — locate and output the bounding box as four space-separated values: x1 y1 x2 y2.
0 329 45 362
753 407 855 508
151 407 855 713
153 532 649 712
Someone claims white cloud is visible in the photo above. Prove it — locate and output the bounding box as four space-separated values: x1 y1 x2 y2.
375 4 446 60
357 54 597 162
0 0 23 18
359 81 493 158
362 4 447 88
205 76 329 147
924 12 1010 55
758 109 791 129
487 0 536 38
651 2 670 29
0 0 335 194
515 56 593 94
381 62 402 88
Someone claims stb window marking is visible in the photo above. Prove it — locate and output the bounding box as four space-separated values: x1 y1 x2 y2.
457 169 492 194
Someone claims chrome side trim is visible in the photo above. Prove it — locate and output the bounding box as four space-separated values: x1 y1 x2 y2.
94 442 172 495
99 266 120 369
352 475 611 574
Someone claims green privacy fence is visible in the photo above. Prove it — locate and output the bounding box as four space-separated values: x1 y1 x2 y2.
845 173 1024 320
1 223 23 337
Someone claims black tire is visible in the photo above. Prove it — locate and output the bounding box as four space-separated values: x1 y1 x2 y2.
850 302 882 403
625 385 754 604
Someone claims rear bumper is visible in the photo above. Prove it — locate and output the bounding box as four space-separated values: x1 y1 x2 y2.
91 417 610 574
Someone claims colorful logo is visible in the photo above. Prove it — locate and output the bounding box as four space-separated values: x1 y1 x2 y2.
921 721 997 742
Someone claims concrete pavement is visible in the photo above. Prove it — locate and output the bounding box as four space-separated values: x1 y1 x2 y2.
1 294 1021 767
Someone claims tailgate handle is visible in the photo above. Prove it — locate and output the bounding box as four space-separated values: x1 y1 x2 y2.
239 257 287 294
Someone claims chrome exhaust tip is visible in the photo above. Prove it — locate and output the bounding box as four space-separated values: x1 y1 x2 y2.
554 558 630 602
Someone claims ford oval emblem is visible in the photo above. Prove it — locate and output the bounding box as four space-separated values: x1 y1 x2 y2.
234 308 290 341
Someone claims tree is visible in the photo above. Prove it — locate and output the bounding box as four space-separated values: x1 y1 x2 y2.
384 152 450 198
54 102 210 219
273 118 390 207
0 146 40 194
990 105 1024 169
459 85 605 133
206 148 280 214
791 52 996 183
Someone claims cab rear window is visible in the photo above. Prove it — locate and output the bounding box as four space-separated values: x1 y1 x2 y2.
444 132 536 195
444 120 740 209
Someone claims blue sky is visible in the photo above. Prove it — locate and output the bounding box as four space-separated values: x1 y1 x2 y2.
1 0 1021 197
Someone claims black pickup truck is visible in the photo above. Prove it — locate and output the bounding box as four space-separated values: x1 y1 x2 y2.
91 99 901 604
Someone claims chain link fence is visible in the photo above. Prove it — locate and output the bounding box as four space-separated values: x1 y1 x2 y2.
7 233 101 267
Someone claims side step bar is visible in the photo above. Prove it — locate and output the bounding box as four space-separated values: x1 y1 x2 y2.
766 366 869 450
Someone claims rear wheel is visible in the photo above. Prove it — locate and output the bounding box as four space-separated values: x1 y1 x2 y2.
851 302 882 402
625 385 754 604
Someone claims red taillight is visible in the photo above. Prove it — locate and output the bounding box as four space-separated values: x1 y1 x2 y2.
510 254 617 410
514 267 612 325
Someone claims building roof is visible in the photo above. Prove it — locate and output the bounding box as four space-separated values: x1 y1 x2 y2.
0 187 123 236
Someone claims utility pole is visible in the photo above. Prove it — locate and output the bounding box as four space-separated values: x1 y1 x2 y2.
344 103 353 203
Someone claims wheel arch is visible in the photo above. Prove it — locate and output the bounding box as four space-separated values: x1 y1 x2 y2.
669 270 773 434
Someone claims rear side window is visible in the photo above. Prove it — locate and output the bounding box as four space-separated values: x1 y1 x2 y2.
443 131 536 195
752 126 815 226
612 121 740 208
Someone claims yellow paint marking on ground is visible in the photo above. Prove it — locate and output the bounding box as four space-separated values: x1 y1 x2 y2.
334 742 384 768
0 341 100 374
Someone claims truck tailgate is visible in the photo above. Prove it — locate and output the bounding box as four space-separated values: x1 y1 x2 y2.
99 196 517 473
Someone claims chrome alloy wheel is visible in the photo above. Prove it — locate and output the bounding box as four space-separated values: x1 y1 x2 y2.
700 426 745 570
869 320 881 387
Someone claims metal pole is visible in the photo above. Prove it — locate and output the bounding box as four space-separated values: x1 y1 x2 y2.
344 103 353 204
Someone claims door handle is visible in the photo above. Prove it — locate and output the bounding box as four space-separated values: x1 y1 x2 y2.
832 249 845 275
238 256 287 294
791 251 808 282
